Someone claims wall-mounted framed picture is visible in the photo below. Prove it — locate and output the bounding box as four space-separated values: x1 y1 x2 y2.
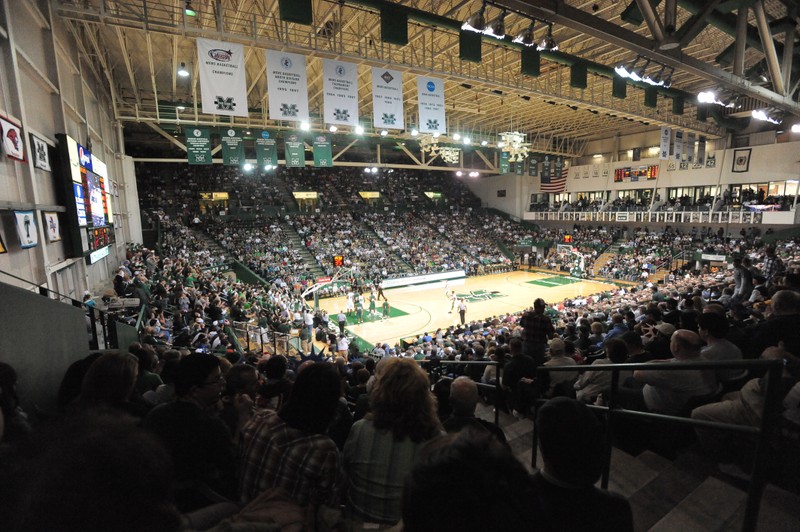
30 133 51 171
732 148 751 173
14 210 38 248
0 230 7 254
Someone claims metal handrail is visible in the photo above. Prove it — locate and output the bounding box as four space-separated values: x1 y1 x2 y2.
528 358 784 532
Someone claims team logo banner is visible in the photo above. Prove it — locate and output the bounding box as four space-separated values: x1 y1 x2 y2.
0 116 24 161
686 133 695 162
697 136 706 166
197 38 249 117
372 68 404 130
417 76 446 134
266 50 309 122
186 128 212 165
323 59 358 127
659 127 671 160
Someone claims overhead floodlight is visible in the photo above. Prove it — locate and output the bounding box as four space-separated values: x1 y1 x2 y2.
469 171 480 177
380 129 388 137
792 124 800 133
243 163 254 171
628 58 651 82
184 1 197 17
453 133 461 141
300 121 311 131
177 62 190 77
355 125 365 134
410 128 419 137
370 167 378 174
484 10 507 40
463 137 471 145
462 2 487 33
329 125 338 132
432 132 441 138
513 22 536 47
480 140 488 146
536 24 558 51
363 168 371 173
176 104 186 111
751 110 781 125
644 65 666 86
456 171 464 177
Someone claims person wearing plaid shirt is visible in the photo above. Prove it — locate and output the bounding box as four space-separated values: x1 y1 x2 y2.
761 246 784 288
239 363 342 506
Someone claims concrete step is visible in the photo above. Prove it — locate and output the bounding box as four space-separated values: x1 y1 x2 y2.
648 476 746 532
607 449 672 498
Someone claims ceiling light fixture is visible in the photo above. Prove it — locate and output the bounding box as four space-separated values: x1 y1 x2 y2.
177 62 190 77
453 133 461 141
484 10 507 40
355 125 365 135
329 125 338 133
380 129 388 137
628 58 651 82
410 129 419 137
513 22 536 47
184 1 197 17
792 124 800 133
462 2 487 33
536 24 558 51
300 121 311 131
697 90 735 108
463 137 471 145
751 110 782 125
481 140 489 146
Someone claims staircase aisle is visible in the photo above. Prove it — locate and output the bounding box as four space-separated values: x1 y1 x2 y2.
280 219 325 278
590 242 621 277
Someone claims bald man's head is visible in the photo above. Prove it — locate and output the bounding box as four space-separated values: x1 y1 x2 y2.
670 329 703 359
449 376 479 416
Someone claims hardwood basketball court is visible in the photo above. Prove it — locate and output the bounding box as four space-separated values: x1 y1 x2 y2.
317 270 618 348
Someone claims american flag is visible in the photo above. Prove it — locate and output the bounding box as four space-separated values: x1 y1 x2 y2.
541 165 568 193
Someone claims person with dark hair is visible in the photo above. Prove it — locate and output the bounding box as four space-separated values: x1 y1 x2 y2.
129 343 163 395
697 311 743 382
239 362 342 507
502 336 540 415
145 354 244 511
519 298 555 365
219 364 259 436
620 330 652 364
532 397 633 532
748 290 800 359
402 431 536 532
256 354 293 410
343 357 442 526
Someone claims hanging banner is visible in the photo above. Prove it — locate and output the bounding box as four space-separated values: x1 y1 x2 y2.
514 160 525 175
322 59 359 127
220 128 245 166
659 126 671 160
499 151 510 174
674 131 683 161
686 133 696 162
417 76 446 134
372 67 404 130
528 154 539 176
266 50 310 122
313 134 333 167
554 155 564 179
186 128 212 165
541 155 552 182
697 135 706 166
14 210 38 248
197 38 249 117
285 133 305 168
255 130 278 167
0 116 24 161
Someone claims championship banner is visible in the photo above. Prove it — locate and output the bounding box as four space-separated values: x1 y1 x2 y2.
417 76 446 134
541 155 552 182
674 131 683 161
255 130 278 167
323 59 358 127
697 136 706 166
499 151 510 174
514 160 524 175
686 133 695 162
285 133 305 168
186 128 212 165
0 116 24 161
266 50 309 122
220 128 245 166
528 154 539 176
372 67 404 130
659 126 671 160
197 38 249 117
312 133 333 167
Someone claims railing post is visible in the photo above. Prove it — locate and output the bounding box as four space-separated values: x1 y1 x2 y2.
601 368 621 490
742 361 783 532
